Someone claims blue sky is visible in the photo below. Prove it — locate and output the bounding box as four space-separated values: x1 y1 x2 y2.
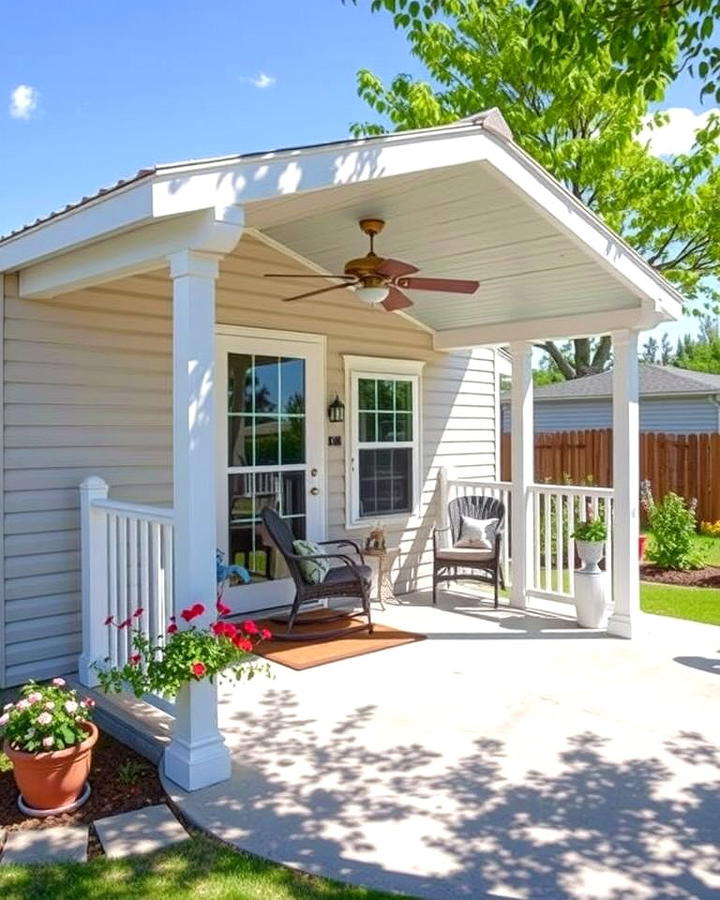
0 0 713 346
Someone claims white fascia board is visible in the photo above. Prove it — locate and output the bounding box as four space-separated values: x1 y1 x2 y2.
150 129 490 217
20 207 244 299
0 181 154 272
433 306 666 350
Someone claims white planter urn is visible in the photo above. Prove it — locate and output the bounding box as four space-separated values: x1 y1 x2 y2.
574 569 609 628
575 539 605 574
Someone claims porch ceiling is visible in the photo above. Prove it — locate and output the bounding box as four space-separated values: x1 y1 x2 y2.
248 160 666 340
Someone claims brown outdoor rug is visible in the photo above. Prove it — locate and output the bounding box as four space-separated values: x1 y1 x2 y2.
253 612 426 670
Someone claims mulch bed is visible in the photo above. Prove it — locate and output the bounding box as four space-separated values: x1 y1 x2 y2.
1 729 167 849
640 563 720 587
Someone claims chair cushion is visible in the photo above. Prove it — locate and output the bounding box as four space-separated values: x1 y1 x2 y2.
324 563 372 585
456 515 499 549
293 539 331 584
436 547 495 563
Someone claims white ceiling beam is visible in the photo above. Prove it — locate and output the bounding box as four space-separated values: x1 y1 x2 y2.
432 305 668 350
19 207 244 299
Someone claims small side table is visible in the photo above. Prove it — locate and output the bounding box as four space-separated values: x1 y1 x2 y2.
364 546 400 609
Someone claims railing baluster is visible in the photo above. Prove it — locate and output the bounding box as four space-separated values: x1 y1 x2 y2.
162 523 173 634
555 492 563 594
140 519 150 648
108 514 119 668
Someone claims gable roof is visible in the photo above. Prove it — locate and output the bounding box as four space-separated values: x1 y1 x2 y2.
501 365 720 403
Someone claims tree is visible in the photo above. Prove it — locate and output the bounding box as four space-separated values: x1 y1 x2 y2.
674 316 720 372
641 333 675 365
349 0 720 378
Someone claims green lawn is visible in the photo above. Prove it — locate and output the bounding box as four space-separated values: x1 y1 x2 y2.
640 582 720 626
0 833 402 900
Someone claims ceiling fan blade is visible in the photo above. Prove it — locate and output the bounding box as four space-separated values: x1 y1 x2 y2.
397 276 479 294
264 273 354 280
376 258 420 278
281 282 354 302
381 287 414 311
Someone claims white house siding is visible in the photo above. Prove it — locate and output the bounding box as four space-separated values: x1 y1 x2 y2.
502 397 720 434
2 235 497 686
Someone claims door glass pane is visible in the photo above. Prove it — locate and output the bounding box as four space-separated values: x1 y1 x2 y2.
228 354 254 414
228 416 253 467
280 358 305 413
253 356 279 414
255 417 279 466
280 417 304 464
377 379 394 410
394 412 412 442
359 412 376 442
358 448 412 516
395 380 412 411
377 412 395 442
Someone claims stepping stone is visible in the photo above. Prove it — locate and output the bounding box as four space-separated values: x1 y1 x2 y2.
94 804 188 859
0 825 88 865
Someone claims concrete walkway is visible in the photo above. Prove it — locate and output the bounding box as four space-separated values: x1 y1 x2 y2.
163 591 720 899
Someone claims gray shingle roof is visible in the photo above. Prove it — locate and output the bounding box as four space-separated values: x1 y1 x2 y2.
501 364 720 403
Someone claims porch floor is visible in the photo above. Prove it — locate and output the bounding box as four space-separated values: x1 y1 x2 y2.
162 590 719 899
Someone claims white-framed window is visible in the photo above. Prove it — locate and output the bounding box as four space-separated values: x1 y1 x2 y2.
343 356 425 528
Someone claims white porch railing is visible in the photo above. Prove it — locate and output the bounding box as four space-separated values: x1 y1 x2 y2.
527 483 614 605
439 470 615 604
78 476 174 689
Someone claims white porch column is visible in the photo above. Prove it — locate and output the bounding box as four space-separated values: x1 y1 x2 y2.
608 329 640 638
78 476 110 686
163 249 231 791
510 341 534 608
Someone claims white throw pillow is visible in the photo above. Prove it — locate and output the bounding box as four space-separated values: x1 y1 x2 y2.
455 515 499 549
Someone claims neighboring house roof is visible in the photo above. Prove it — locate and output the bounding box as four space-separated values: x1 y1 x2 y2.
501 365 720 403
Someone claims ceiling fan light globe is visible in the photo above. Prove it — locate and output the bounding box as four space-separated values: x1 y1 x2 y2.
354 285 390 304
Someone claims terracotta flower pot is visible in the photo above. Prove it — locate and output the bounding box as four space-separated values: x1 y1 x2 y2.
4 720 98 812
639 534 649 561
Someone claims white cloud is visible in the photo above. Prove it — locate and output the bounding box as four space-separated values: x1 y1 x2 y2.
637 106 720 156
241 72 276 89
9 84 39 120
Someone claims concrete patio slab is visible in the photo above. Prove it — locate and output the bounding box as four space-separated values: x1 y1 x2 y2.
159 591 719 899
94 804 189 858
0 825 88 865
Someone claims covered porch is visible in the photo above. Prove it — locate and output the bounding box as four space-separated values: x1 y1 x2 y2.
1 111 683 793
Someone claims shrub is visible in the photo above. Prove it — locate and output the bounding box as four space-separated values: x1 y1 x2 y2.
572 518 607 542
646 491 704 571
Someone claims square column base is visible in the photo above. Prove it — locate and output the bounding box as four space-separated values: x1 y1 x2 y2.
607 611 632 639
163 735 231 792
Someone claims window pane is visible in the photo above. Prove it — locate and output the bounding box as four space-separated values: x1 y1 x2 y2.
359 412 376 442
358 378 376 410
280 357 305 413
253 356 279 414
395 380 412 411
229 473 255 524
255 417 279 466
358 447 412 517
377 379 394 410
394 412 412 441
377 412 395 442
228 416 253 467
281 471 306 518
280 416 305 464
228 354 253 413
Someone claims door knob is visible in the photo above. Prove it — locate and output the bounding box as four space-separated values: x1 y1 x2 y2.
309 487 320 496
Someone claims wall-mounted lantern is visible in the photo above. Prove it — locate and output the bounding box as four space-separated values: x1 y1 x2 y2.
328 394 345 424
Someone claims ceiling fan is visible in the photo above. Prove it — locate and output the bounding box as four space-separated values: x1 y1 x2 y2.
264 218 480 311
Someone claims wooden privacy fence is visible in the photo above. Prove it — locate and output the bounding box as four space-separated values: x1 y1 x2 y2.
501 429 720 523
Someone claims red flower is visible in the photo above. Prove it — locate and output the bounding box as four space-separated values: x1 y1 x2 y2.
130 653 142 666
167 623 178 635
233 636 253 652
216 600 232 617
211 622 225 636
181 603 206 622
133 607 144 618
192 603 205 617
190 661 206 678
104 615 114 626
119 618 132 629
242 620 259 635
260 628 272 641
212 622 239 640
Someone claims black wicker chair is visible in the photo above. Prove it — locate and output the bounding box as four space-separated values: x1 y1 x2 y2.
432 495 506 608
260 508 374 639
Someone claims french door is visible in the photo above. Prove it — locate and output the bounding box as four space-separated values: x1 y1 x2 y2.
215 328 326 613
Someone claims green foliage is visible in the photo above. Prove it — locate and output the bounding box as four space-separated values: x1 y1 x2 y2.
646 491 705 570
117 759 147 786
572 518 607 542
350 0 720 377
0 679 93 753
674 316 720 373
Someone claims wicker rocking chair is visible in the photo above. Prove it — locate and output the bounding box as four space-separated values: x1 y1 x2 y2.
260 508 374 639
